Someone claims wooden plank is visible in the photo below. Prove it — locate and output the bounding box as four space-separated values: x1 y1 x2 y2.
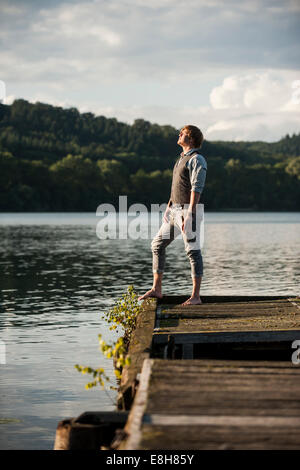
119 358 154 450
145 360 300 417
159 295 299 305
154 315 300 333
118 299 157 410
159 311 298 323
139 423 300 449
160 307 298 316
153 329 300 345
121 359 300 450
161 299 299 308
151 359 296 368
160 302 299 316
142 414 300 427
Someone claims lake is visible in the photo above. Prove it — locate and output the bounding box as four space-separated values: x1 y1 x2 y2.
0 211 299 449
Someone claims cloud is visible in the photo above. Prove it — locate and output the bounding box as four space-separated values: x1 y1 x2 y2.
0 80 6 103
0 0 299 141
31 4 122 46
76 70 300 142
4 95 16 105
1 0 300 83
206 71 300 140
205 112 300 141
210 72 293 111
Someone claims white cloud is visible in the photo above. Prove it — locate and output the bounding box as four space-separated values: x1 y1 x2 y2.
210 76 245 109
29 92 73 109
210 72 293 111
205 71 300 140
205 112 300 141
2 0 299 82
0 0 299 141
1 4 24 15
32 4 122 46
4 95 16 105
14 70 299 142
0 80 6 103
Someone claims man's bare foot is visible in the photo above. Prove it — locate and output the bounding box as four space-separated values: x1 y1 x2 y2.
138 289 163 301
181 296 202 306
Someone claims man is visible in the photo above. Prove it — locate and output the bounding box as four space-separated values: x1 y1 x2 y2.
139 125 207 305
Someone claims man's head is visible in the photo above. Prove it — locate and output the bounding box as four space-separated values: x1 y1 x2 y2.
177 125 204 149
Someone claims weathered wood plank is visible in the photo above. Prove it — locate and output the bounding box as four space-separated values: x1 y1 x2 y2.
159 302 299 317
142 414 300 427
155 315 300 333
159 295 299 305
119 359 154 450
117 299 157 410
153 329 300 345
161 302 300 308
146 360 300 416
139 423 300 449
120 359 300 450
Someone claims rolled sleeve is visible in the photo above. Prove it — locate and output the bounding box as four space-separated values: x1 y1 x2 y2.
188 154 207 193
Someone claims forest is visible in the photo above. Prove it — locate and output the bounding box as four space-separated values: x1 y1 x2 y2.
0 99 299 211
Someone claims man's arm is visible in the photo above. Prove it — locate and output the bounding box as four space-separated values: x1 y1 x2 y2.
188 190 200 213
182 191 200 232
188 154 207 195
183 154 207 232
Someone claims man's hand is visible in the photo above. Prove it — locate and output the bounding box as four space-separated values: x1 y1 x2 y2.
182 211 193 233
182 191 200 233
163 206 170 223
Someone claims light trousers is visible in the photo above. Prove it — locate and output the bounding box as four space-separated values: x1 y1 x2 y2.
151 204 204 278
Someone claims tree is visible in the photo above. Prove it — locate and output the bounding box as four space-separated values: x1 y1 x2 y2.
285 156 300 179
97 159 129 195
50 154 104 210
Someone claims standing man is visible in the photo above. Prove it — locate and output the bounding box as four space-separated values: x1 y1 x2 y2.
139 125 207 305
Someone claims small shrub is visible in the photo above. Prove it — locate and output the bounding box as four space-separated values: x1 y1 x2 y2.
75 285 142 390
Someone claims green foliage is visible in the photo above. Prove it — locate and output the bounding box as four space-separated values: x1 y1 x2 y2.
285 156 300 179
75 286 141 391
0 99 299 211
97 158 129 194
100 285 141 338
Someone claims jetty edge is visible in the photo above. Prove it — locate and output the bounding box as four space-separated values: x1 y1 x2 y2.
54 294 300 450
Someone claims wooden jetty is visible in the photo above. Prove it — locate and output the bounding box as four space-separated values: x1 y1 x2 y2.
54 295 300 450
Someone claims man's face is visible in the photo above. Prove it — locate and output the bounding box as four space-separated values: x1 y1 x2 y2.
177 129 192 147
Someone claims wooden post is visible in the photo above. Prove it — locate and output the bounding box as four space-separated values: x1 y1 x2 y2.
54 411 128 450
164 335 175 359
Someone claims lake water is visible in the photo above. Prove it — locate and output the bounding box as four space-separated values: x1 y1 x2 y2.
0 211 299 449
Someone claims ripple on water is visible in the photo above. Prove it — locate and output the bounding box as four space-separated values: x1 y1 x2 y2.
0 212 299 449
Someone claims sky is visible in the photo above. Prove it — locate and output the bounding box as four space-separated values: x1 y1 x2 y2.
0 0 300 141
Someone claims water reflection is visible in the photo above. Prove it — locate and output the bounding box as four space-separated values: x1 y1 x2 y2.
0 212 299 449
